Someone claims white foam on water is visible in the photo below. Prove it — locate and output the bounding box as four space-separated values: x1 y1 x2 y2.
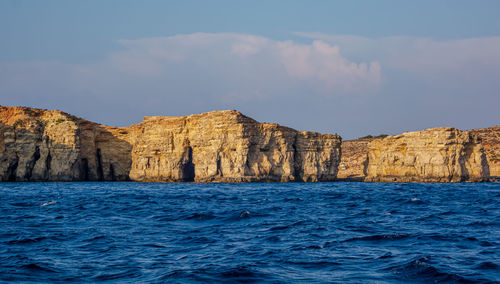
41 201 57 206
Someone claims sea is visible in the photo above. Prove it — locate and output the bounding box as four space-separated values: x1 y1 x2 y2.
0 182 499 283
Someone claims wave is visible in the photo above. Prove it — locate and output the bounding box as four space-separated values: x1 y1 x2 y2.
92 269 143 281
179 236 217 244
83 235 107 242
343 233 411 242
40 200 57 206
284 260 342 268
142 243 167 248
386 256 478 283
163 266 269 283
7 237 47 245
1 182 498 283
9 202 35 207
406 197 425 204
21 263 58 273
184 212 217 221
475 261 499 270
466 221 500 227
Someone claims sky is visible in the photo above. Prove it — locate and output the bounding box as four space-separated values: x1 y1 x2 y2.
1 0 499 139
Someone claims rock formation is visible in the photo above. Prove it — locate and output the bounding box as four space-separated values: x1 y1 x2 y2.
365 128 489 182
0 106 132 182
0 106 341 182
125 111 341 182
468 126 500 179
1 105 496 183
337 138 373 181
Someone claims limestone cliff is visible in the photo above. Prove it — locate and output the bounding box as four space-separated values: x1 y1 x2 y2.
365 128 489 182
0 106 131 181
468 126 500 179
0 106 341 182
337 138 373 180
128 111 341 182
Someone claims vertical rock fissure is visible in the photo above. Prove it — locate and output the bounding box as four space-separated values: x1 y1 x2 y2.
7 154 19 182
24 146 40 180
216 156 223 177
109 163 116 181
44 151 52 180
292 135 303 182
80 158 89 181
460 142 476 182
180 146 195 182
480 150 490 179
362 153 369 178
96 148 104 181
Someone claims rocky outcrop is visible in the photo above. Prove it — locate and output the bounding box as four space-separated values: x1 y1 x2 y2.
337 138 373 181
365 128 489 182
2 105 495 183
0 106 341 182
468 126 500 179
127 111 341 182
0 106 132 182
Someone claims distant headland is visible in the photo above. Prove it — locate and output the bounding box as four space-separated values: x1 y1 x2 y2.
0 105 498 183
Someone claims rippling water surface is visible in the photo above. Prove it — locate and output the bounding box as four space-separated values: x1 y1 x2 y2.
1 182 499 283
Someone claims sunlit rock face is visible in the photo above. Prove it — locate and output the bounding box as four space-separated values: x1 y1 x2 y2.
468 126 500 180
0 106 131 182
365 128 489 183
337 138 373 181
128 110 341 182
2 106 495 183
0 106 341 182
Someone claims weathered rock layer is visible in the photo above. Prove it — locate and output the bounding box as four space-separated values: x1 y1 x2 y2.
0 106 132 182
468 126 500 179
365 128 489 182
2 106 496 183
339 127 498 183
128 111 341 182
337 138 373 180
0 106 341 182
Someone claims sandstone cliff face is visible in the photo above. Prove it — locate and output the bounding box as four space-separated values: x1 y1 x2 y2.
0 107 341 182
0 106 131 181
365 128 489 182
337 138 372 180
468 126 500 179
128 111 341 182
2 106 495 183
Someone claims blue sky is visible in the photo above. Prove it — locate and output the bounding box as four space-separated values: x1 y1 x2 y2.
1 0 499 138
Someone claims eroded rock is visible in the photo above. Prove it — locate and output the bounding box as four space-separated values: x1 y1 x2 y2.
468 126 500 180
0 106 131 181
337 138 373 181
127 111 341 182
365 128 489 182
0 106 341 182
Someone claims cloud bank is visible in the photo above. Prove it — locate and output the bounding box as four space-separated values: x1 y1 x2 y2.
1 33 499 138
295 32 500 89
110 33 382 94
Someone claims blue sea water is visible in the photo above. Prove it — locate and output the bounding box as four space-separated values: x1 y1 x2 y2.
0 182 499 283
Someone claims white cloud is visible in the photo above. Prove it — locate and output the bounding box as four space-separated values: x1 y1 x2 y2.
0 33 383 132
275 40 381 93
1 32 498 139
105 33 382 95
295 32 500 82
